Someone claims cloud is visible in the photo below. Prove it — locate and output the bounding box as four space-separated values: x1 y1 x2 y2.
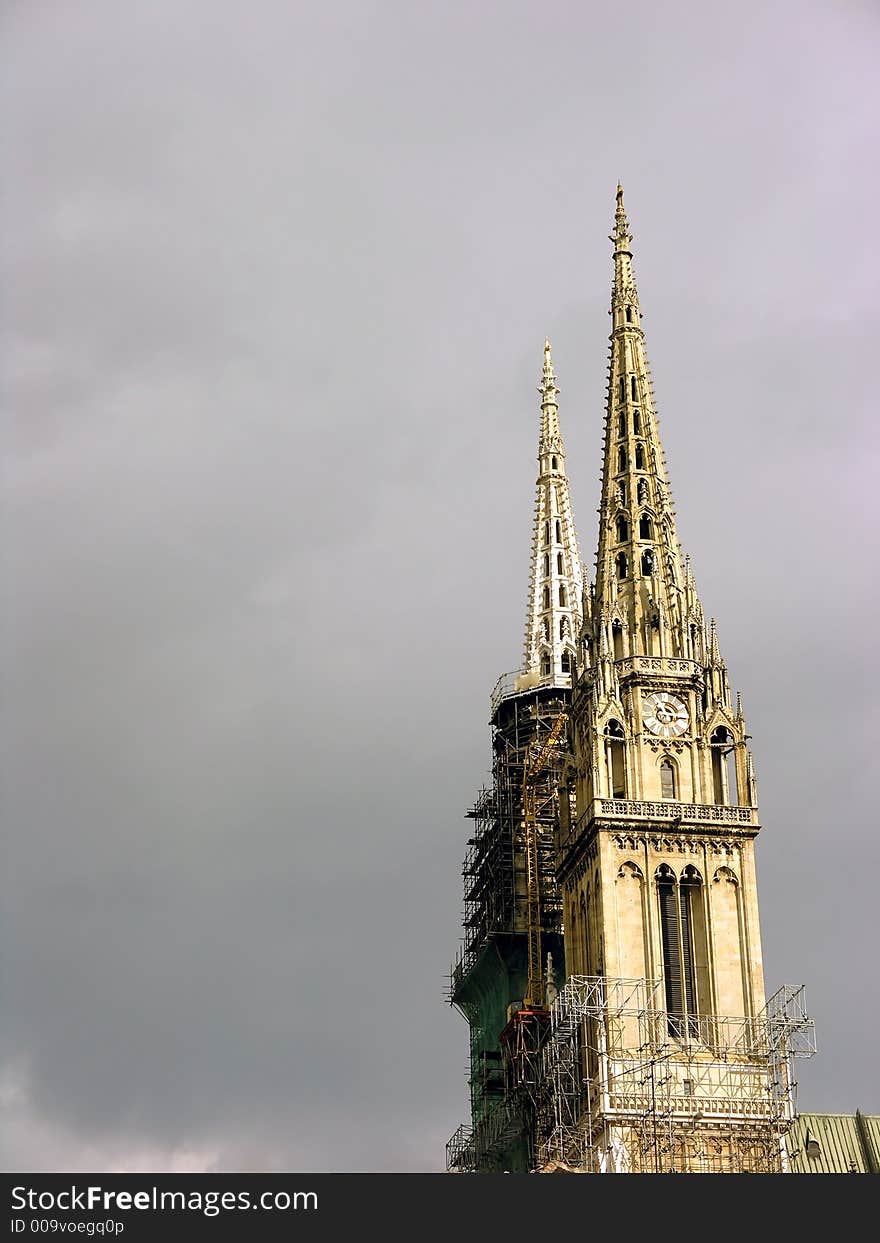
3 0 879 1171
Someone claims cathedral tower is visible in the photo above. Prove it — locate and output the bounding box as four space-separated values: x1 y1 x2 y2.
544 187 812 1174
448 191 813 1175
447 343 583 1173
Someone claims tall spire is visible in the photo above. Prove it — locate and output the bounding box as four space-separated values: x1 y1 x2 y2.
522 340 583 684
592 185 699 660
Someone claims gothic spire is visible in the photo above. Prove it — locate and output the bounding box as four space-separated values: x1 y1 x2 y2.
523 340 583 684
593 185 695 660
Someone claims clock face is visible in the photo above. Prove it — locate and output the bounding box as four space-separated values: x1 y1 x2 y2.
643 692 689 737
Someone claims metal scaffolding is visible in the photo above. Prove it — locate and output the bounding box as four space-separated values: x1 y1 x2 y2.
447 684 570 1172
451 687 567 993
534 976 816 1174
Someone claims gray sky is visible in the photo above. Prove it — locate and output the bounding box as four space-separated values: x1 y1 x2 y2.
3 0 878 1171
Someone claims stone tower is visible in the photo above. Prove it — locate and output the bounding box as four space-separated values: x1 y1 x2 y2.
545 187 813 1174
447 342 583 1173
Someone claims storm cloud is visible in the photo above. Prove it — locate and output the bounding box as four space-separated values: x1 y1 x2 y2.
2 1 878 1170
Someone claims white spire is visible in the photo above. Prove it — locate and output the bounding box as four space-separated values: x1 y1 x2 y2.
593 185 690 657
523 340 583 684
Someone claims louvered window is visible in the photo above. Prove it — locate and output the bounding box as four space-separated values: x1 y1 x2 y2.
658 866 701 1038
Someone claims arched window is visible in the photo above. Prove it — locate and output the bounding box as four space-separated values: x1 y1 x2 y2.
660 758 677 800
639 513 652 539
626 305 632 323
543 586 550 610
619 411 627 436
559 617 568 640
617 480 627 505
615 552 628 580
561 650 572 674
543 553 550 577
606 720 626 798
641 549 655 576
541 650 551 677
637 478 649 504
710 727 738 805
656 865 706 1038
635 443 644 470
631 375 637 400
612 621 624 660
551 455 558 471
557 552 563 574
618 446 627 471
543 617 550 641
544 521 550 546
559 584 566 606
619 377 625 403
579 893 590 976
555 519 561 543
633 409 641 434
616 515 629 542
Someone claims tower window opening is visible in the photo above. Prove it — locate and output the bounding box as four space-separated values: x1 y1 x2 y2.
543 618 550 641
551 455 558 471
639 513 652 539
726 749 740 805
615 553 628 580
555 519 561 543
617 480 627 505
612 621 624 661
557 552 564 574
638 478 649 504
544 521 550 546
641 549 655 576
631 375 637 400
633 409 641 434
543 586 550 609
619 411 627 436
635 443 645 470
619 377 625 403
560 617 567 640
618 447 627 471
660 758 677 800
543 553 550 577
541 650 551 678
559 584 567 606
606 720 626 798
710 727 736 805
616 515 629 542
626 306 632 323
580 894 590 976
561 650 572 674
657 864 705 1038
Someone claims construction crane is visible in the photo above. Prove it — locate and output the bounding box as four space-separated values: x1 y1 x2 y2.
521 710 568 1009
